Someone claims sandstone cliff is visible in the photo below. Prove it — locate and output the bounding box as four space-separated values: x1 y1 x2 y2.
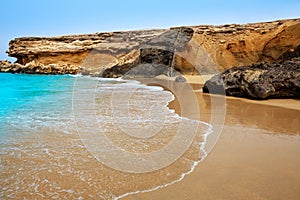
1 18 300 76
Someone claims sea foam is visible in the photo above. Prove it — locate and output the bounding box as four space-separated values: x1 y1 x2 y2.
0 74 212 199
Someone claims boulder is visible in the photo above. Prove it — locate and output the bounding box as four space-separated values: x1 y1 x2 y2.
0 60 13 72
203 58 300 99
124 63 170 78
175 75 187 82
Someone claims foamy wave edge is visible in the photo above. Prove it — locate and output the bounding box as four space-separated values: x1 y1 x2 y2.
114 122 212 200
72 76 213 199
109 78 214 200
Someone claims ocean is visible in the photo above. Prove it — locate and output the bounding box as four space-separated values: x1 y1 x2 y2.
0 73 212 199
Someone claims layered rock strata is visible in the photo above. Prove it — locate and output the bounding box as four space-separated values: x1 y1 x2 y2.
1 18 299 77
0 60 79 74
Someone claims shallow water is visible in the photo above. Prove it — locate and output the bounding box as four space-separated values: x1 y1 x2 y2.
0 73 211 199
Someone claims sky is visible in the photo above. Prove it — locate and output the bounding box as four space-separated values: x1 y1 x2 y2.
1 0 299 61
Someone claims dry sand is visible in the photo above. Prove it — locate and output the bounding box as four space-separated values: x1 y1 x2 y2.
154 75 214 86
124 79 300 200
183 75 215 85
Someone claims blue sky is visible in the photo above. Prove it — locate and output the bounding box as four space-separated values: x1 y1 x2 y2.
1 0 299 61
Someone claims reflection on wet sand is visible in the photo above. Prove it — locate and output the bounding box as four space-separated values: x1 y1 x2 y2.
124 80 300 200
1 79 211 200
166 81 300 135
1 79 299 200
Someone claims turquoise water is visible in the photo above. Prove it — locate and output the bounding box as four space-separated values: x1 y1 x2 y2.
0 73 76 142
0 73 211 199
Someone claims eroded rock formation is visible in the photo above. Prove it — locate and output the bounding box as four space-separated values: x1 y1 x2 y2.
203 57 300 99
0 60 79 74
1 18 300 77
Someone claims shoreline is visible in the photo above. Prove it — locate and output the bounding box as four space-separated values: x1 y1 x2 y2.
155 74 300 112
123 78 300 199
1 15 300 199
113 78 215 200
1 73 299 199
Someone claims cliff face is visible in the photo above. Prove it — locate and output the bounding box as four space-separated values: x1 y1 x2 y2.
2 18 300 76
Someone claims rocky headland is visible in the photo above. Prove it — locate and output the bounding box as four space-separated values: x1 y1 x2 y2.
1 18 299 98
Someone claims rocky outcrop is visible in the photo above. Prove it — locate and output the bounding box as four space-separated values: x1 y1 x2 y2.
1 18 300 77
203 58 300 99
101 27 193 78
0 60 79 74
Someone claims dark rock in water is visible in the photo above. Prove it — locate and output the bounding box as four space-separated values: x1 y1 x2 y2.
175 75 187 82
203 58 300 99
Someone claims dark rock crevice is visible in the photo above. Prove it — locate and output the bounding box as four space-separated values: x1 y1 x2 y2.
102 27 194 78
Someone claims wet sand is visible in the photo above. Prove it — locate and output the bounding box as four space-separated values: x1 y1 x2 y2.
124 79 300 200
1 78 299 199
1 78 212 199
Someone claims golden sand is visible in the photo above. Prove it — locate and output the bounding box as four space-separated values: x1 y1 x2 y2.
123 79 300 200
1 78 299 200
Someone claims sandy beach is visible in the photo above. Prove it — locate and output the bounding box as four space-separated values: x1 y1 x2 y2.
1 1 300 199
123 79 300 200
1 75 299 199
